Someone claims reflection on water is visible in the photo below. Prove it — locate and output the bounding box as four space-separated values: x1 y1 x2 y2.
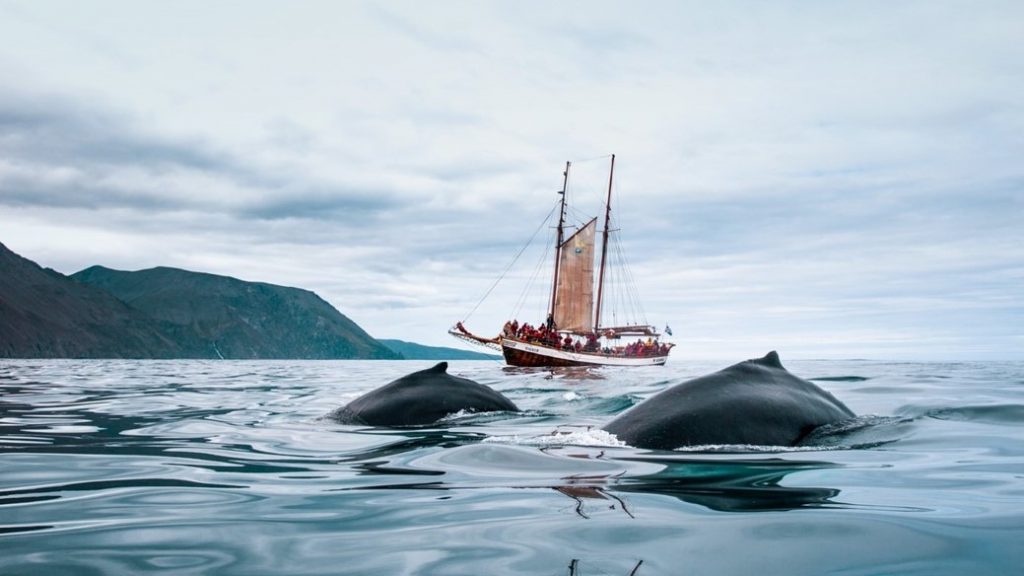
371 441 848 515
612 457 842 513
567 557 644 576
2 359 1024 575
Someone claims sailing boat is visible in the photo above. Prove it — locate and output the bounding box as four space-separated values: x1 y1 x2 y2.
450 155 674 367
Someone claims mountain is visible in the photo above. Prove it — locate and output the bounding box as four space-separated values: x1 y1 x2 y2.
0 241 188 358
71 265 400 360
379 339 499 361
0 241 399 359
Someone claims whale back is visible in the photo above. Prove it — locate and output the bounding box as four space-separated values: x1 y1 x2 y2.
328 362 519 426
602 351 855 449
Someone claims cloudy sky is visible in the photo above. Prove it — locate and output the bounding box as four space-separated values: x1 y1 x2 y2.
1 1 1021 360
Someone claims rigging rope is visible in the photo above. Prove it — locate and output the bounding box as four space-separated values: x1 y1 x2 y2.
612 232 649 325
512 235 551 320
599 223 650 329
461 201 559 323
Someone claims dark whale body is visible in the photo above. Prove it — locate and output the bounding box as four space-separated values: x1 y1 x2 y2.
327 362 519 426
602 351 855 449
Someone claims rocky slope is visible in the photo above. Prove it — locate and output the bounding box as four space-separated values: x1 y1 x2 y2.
0 241 400 359
71 265 399 360
0 242 186 358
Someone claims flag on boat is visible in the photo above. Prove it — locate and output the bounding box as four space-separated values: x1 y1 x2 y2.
665 325 673 336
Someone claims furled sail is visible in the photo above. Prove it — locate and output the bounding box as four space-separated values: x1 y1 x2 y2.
553 218 596 333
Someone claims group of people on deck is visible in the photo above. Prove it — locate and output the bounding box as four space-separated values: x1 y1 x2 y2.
502 319 564 348
502 318 669 357
624 338 672 357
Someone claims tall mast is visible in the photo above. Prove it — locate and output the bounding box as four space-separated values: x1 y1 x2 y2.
594 154 615 330
548 161 571 324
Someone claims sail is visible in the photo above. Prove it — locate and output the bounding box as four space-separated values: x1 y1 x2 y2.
553 218 596 333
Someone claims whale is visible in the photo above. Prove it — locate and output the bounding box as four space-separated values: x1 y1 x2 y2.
327 362 519 426
602 351 855 449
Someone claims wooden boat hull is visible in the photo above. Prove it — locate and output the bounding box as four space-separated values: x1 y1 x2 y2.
501 338 668 367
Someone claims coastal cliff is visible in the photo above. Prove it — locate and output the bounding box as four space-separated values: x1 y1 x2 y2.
0 241 399 359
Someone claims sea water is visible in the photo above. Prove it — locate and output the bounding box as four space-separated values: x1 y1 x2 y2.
1 358 1021 575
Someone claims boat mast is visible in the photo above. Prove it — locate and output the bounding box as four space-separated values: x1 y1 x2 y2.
594 154 615 331
548 161 571 325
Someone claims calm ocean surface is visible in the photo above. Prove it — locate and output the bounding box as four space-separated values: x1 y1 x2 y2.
1 358 1022 575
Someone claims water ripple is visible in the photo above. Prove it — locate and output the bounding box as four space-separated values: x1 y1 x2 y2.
1 359 1023 575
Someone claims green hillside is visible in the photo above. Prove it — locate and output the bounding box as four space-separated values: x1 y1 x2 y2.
0 242 187 358
379 339 499 361
71 265 399 360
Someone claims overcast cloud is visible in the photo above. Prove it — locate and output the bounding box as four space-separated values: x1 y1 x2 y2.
1 0 1021 360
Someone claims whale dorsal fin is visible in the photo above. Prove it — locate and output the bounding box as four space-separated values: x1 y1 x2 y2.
427 361 449 374
756 351 783 369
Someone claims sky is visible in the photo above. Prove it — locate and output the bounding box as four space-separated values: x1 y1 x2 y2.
1 0 1021 361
